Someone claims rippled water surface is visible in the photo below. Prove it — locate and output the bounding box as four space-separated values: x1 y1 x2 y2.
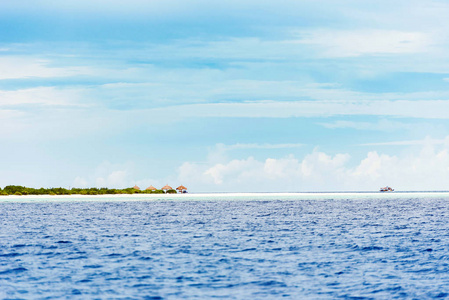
1 193 449 299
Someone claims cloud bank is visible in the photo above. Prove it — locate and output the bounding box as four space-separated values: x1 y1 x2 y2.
177 138 449 192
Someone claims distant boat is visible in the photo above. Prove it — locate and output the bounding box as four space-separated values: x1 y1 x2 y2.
380 186 394 192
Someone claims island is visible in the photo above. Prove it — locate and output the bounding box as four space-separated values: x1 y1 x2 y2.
0 185 188 196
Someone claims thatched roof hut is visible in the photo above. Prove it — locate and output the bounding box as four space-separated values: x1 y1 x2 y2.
176 185 187 192
146 185 157 191
161 185 173 191
133 185 140 190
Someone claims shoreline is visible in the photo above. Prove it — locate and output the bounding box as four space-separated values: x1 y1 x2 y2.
2 191 449 201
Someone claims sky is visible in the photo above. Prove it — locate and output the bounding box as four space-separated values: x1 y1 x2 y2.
1 0 449 192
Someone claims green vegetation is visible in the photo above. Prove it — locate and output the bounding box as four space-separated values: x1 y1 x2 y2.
0 185 168 196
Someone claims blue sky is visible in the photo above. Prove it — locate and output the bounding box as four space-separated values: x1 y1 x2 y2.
2 0 449 191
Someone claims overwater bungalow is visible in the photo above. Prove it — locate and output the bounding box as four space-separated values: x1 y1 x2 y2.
176 185 188 193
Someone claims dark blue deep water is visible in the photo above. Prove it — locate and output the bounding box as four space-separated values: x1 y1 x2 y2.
1 194 449 299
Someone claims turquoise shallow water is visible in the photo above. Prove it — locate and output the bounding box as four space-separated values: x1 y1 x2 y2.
1 193 449 299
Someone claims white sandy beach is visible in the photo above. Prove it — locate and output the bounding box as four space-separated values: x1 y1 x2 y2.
2 191 449 202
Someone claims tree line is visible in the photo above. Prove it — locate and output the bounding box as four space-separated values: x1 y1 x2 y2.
0 185 177 196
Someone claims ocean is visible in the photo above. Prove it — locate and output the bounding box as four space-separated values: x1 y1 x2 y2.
1 192 449 299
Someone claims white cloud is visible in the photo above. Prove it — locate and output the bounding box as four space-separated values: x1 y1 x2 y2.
0 57 91 80
0 87 85 107
351 151 398 180
360 136 449 146
218 143 303 150
319 120 416 131
73 161 135 188
95 170 129 188
73 176 88 188
178 137 449 192
294 29 433 57
178 151 352 191
72 161 164 189
149 99 449 119
204 157 261 185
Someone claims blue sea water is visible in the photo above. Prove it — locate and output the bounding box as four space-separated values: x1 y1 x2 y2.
1 193 449 299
